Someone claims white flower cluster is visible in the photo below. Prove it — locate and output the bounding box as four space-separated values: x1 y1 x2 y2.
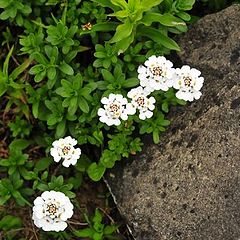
32 191 74 232
98 55 204 126
50 136 81 167
33 136 81 232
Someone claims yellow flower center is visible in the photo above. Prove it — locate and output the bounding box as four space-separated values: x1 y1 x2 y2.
46 203 58 215
62 146 71 155
151 66 163 77
109 103 120 113
183 76 192 87
136 96 145 107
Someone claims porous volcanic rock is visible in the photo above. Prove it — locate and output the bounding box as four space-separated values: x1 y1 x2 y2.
106 5 240 240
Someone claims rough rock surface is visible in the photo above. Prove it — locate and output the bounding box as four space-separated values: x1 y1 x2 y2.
106 5 240 240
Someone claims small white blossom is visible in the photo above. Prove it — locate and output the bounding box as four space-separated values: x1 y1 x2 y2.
173 65 204 102
50 136 81 167
32 191 74 232
126 86 156 120
138 55 175 92
98 93 129 126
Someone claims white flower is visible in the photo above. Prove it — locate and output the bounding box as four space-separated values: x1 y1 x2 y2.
126 86 156 120
173 65 204 102
32 191 74 232
50 136 81 167
138 55 175 92
98 93 129 126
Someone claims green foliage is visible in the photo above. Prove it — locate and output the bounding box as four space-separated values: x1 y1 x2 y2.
35 175 76 198
0 0 201 238
0 215 22 239
8 116 32 138
91 0 193 53
74 209 119 240
0 0 31 25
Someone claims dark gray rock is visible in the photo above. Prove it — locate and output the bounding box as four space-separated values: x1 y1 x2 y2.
106 5 240 240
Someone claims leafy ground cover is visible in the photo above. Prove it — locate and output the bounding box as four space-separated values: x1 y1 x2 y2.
0 0 238 239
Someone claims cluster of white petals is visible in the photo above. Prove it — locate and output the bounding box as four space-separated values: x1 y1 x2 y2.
126 87 156 120
138 55 175 93
97 93 129 126
173 65 204 102
50 136 81 167
98 55 204 126
32 191 73 232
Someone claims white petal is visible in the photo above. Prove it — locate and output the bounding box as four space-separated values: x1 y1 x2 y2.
101 97 109 104
126 103 136 115
33 197 44 206
50 148 61 162
191 68 201 77
181 65 191 72
62 160 71 167
60 209 74 221
70 158 78 166
52 139 61 148
193 91 202 100
65 136 77 146
99 116 107 124
121 111 128 121
51 221 68 232
138 65 147 74
144 110 153 119
108 93 116 101
41 191 51 200
139 112 146 120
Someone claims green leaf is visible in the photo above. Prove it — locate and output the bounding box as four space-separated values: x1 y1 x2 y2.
59 61 74 75
122 77 139 88
108 10 129 18
142 13 186 27
56 120 66 137
3 46 14 77
34 157 52 172
9 58 31 80
74 228 93 238
32 52 48 65
47 115 59 126
104 225 119 235
110 18 133 43
0 80 7 97
9 139 30 153
141 0 164 11
78 97 89 113
93 209 103 223
101 69 115 83
80 22 118 36
0 0 10 8
0 159 11 167
115 32 134 54
29 64 44 75
162 102 169 113
0 215 22 231
87 163 106 181
176 12 191 21
138 26 180 51
153 129 160 144
68 97 78 115
19 168 37 180
176 0 195 10
110 0 128 9
47 67 57 80
34 70 46 82
91 0 118 11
